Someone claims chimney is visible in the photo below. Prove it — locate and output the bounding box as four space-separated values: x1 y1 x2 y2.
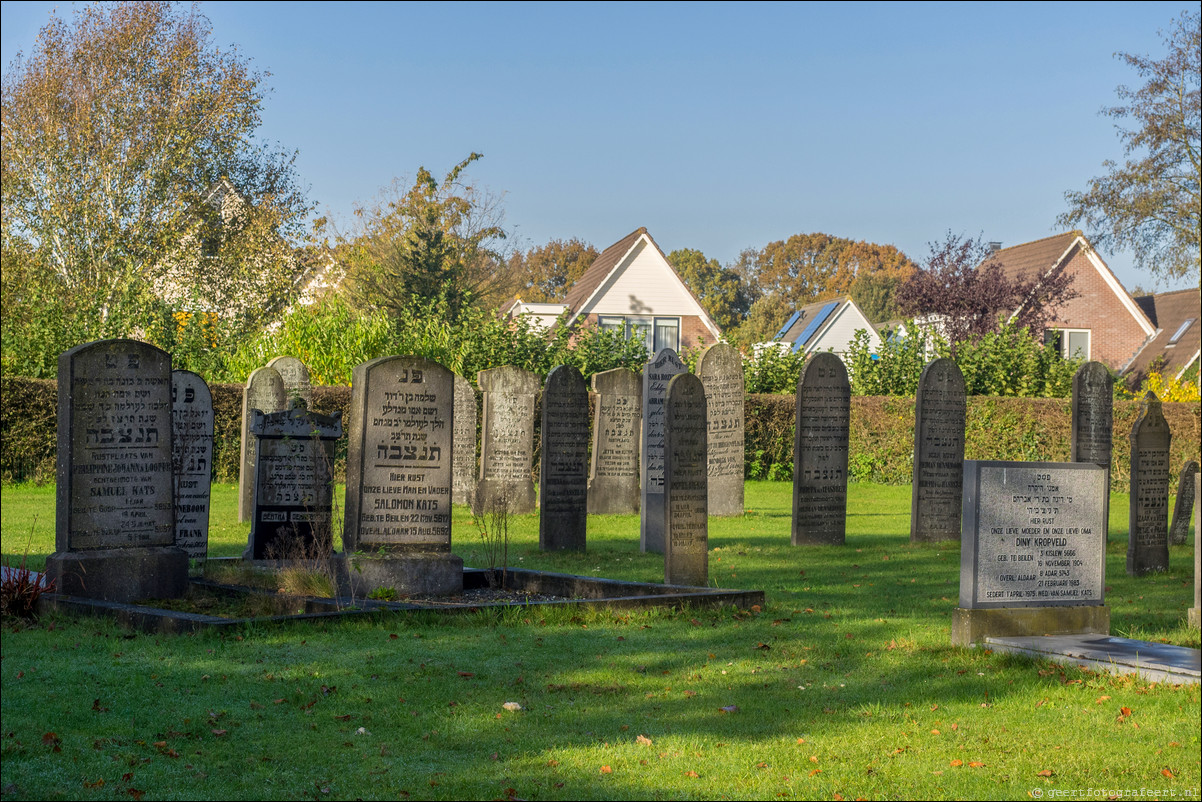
987 241 1002 253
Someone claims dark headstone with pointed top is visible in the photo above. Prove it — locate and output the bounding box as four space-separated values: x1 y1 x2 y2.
792 352 850 546
664 373 708 587
1127 392 1171 575
910 358 966 543
1071 361 1114 469
539 365 589 551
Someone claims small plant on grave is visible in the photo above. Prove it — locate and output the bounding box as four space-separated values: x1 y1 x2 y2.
472 493 511 589
367 586 399 601
1 523 57 621
263 529 336 599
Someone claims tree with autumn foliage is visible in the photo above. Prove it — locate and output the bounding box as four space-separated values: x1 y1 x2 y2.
507 238 599 302
1059 11 1200 285
666 248 752 333
895 232 1078 352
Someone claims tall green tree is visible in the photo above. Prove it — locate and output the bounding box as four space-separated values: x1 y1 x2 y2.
1 1 312 376
666 248 752 332
1059 10 1201 285
508 238 598 302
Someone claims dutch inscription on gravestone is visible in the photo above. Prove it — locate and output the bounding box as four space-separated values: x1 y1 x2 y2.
587 367 641 515
267 355 314 408
697 343 745 517
172 370 213 563
238 366 287 522
910 358 967 543
539 365 589 551
343 356 454 554
248 402 341 560
960 461 1108 608
1128 392 1171 575
792 352 850 546
476 365 539 515
664 373 708 587
1071 361 1114 468
56 340 176 551
452 374 478 507
641 349 686 553
1169 460 1198 546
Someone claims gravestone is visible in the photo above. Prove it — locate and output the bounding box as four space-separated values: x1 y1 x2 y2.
1190 474 1200 629
1127 392 1171 575
172 370 213 565
1169 460 1198 546
341 356 462 595
267 355 314 408
238 366 287 522
697 343 745 517
910 358 966 543
45 340 188 602
539 365 589 551
587 368 642 515
641 348 687 553
452 374 478 507
475 365 539 515
1071 361 1114 468
791 352 850 546
246 400 342 561
664 373 708 587
952 460 1110 646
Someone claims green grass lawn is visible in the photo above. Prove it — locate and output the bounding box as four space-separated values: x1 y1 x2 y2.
2 481 1198 800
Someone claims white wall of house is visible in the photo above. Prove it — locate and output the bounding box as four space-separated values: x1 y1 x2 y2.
584 240 707 319
805 302 881 356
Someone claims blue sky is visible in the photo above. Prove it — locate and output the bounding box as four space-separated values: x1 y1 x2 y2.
2 1 1195 293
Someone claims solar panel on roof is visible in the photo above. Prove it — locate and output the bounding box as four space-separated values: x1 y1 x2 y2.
774 311 802 341
791 301 840 352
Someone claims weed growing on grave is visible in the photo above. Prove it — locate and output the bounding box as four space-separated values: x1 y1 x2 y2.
0 521 55 620
473 492 511 589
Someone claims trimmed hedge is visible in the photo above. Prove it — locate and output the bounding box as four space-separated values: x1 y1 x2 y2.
3 376 1198 494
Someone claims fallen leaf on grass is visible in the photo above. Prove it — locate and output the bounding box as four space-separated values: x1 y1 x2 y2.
636 735 652 746
685 771 699 778
600 765 612 774
1162 769 1174 778
457 672 474 678
808 768 821 777
950 760 963 767
502 702 523 712
83 778 105 789
1037 769 1054 777
1095 695 1111 704
42 732 61 752
92 699 110 713
969 761 985 768
211 729 227 737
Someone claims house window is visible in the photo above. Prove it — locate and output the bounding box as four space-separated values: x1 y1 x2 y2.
598 316 624 334
1168 319 1194 346
626 317 653 353
654 318 680 353
1045 329 1090 359
596 315 681 353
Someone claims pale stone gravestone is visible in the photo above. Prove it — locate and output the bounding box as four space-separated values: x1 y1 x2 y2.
246 400 342 561
1127 392 1171 575
172 370 213 565
267 355 313 408
910 358 966 543
452 374 478 507
952 460 1110 646
587 367 641 515
46 340 187 602
641 348 687 553
238 365 287 522
792 352 850 546
1190 474 1200 629
664 373 708 587
341 356 461 595
539 365 589 551
697 343 745 517
475 365 539 515
1169 460 1198 546
1071 361 1114 468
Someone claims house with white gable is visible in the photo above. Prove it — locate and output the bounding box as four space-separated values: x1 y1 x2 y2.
507 227 723 352
770 296 882 358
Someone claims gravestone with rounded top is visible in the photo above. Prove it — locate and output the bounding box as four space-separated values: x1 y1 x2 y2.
46 340 187 602
1127 392 1171 575
452 374 478 507
539 365 589 551
475 365 539 515
341 356 462 595
172 370 213 565
697 343 745 517
910 358 966 543
664 373 708 587
792 352 850 546
1169 460 1198 546
1071 361 1114 469
587 367 642 515
238 365 287 522
641 348 687 553
267 355 313 408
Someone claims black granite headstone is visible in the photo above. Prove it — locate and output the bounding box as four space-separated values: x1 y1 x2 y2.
539 365 589 551
641 348 686 553
792 352 850 546
664 373 708 587
910 358 966 543
1127 392 1171 575
1071 361 1114 469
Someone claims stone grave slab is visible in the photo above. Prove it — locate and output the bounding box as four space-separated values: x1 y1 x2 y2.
910 358 966 543
1071 361 1114 468
664 373 708 587
46 340 187 602
172 370 213 565
984 634 1200 684
539 365 589 551
1128 392 1171 575
641 348 686 553
697 343 744 517
475 365 539 515
587 367 641 515
792 352 850 546
238 365 286 522
1169 460 1197 546
452 374 478 507
952 460 1109 646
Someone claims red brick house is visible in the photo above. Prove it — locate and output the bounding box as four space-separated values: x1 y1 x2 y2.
990 232 1156 370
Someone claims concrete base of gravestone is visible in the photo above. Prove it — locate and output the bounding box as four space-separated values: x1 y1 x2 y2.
44 548 189 604
336 553 464 597
951 605 1110 647
1190 608 1200 629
